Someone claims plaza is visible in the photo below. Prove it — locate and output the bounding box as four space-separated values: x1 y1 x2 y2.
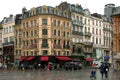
0 68 119 80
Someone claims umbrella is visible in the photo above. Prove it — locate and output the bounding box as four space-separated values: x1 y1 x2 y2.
48 62 53 65
104 56 110 59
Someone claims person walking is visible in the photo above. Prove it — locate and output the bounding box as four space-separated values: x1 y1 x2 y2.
90 67 96 79
99 63 109 79
104 63 109 78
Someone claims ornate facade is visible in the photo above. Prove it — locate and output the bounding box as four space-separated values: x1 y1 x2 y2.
1 15 15 64
14 6 72 60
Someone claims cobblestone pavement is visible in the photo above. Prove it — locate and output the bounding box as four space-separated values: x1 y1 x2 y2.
0 68 120 80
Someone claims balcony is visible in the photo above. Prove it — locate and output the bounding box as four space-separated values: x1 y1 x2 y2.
53 44 61 49
3 41 14 46
63 45 70 49
41 43 49 48
72 31 83 36
29 44 37 49
83 42 93 46
84 32 92 36
84 50 93 53
72 20 83 26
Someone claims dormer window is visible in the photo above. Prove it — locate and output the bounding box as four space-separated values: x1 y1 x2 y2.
43 8 46 14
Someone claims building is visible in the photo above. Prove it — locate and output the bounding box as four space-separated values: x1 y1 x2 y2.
92 13 103 62
82 9 93 58
1 15 15 64
0 24 2 63
112 12 120 70
104 4 115 17
104 3 120 70
102 16 113 63
58 2 87 61
14 6 72 60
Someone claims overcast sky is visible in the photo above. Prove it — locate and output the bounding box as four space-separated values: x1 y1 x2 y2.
0 0 120 21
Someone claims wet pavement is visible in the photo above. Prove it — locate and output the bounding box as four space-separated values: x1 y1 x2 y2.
0 68 120 80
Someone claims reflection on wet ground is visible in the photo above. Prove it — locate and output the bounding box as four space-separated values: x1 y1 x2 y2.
0 69 120 80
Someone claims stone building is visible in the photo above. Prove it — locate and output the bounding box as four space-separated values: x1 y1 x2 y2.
1 15 15 64
14 6 72 60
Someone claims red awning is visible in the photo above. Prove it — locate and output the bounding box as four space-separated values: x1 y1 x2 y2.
41 56 49 61
85 58 93 61
55 56 72 61
18 56 26 60
25 56 35 61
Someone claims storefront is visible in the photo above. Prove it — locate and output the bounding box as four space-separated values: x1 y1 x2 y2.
113 53 120 70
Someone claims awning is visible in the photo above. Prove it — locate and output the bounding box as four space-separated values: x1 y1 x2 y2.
25 56 35 61
55 56 72 61
85 58 93 61
41 56 49 61
18 56 26 60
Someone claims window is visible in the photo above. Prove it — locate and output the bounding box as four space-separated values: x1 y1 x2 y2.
67 22 69 28
54 40 56 44
30 21 33 26
96 37 98 44
96 29 98 35
6 27 8 33
88 27 90 32
58 20 60 27
99 38 101 44
96 20 98 26
42 39 48 44
92 19 94 25
88 19 90 25
43 8 46 14
92 37 94 43
4 38 8 43
54 30 56 35
26 22 28 28
67 32 69 37
84 18 86 24
26 31 28 37
99 29 101 35
58 30 60 36
58 40 60 44
42 29 47 35
9 26 11 32
85 27 87 32
63 32 65 37
92 28 94 34
23 23 25 28
34 20 37 26
63 22 65 27
31 31 33 37
58 51 60 55
42 19 47 25
43 50 48 55
9 36 14 42
34 30 37 36
53 20 56 26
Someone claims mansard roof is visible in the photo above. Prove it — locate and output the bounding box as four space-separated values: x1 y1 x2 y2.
22 5 71 19
91 13 102 19
15 14 22 25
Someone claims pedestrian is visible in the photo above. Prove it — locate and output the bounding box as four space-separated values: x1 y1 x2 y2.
90 67 96 79
99 63 109 79
104 63 109 78
92 63 96 68
47 64 51 71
